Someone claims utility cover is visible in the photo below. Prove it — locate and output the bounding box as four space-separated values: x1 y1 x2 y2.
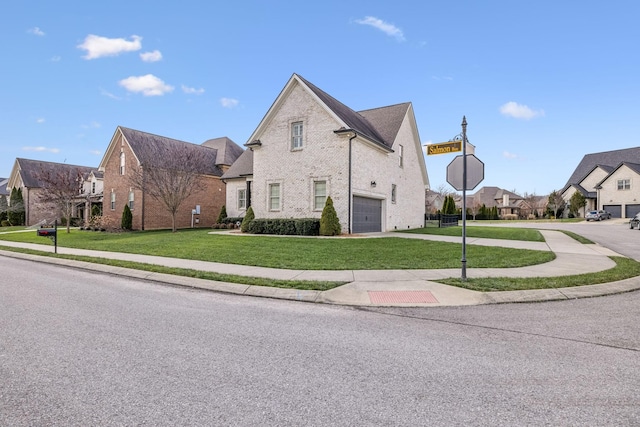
446 154 484 191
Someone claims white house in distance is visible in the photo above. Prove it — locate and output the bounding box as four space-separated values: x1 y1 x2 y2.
222 73 429 233
561 147 640 218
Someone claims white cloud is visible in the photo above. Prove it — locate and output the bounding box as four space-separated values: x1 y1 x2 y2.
78 34 142 60
23 146 60 153
89 150 102 156
220 97 239 108
182 85 205 95
499 101 545 120
100 87 121 100
503 151 518 159
140 50 162 62
82 121 101 129
119 74 174 96
355 16 405 41
28 27 45 36
36 118 45 124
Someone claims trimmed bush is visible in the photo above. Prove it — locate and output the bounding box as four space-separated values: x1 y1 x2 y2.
246 218 320 236
217 205 228 224
319 196 341 236
240 206 255 232
121 205 133 230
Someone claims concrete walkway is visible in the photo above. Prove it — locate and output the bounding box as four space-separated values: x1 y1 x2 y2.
1 229 639 307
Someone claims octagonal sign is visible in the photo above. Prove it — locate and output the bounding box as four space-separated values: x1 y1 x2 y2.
446 154 484 191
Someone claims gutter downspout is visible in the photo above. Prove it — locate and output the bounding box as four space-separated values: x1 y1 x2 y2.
141 167 145 230
334 128 357 234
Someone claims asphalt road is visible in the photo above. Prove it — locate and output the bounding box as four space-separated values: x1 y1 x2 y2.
1 256 639 426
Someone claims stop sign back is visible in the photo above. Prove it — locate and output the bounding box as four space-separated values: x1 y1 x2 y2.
446 154 484 191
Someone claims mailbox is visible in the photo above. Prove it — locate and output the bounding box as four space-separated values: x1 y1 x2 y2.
37 228 57 237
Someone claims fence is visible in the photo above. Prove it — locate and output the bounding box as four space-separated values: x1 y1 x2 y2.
425 213 459 228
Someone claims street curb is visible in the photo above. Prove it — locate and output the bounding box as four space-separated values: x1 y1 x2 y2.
2 248 640 307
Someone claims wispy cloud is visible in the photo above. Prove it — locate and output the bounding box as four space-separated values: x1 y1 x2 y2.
499 101 545 120
81 121 101 129
503 151 519 159
28 27 45 36
36 118 45 124
78 34 142 59
89 150 102 156
182 85 205 95
51 55 62 62
23 146 60 153
355 16 405 42
140 50 162 62
119 74 174 96
220 97 239 108
100 87 122 100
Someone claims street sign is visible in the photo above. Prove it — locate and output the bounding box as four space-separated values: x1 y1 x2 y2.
426 141 462 155
446 154 484 191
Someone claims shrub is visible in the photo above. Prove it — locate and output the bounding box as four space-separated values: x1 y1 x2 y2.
217 205 228 224
1 220 9 227
319 196 341 236
240 207 255 232
121 205 133 230
246 218 320 236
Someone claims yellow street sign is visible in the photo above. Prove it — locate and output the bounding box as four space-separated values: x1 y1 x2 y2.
426 141 462 155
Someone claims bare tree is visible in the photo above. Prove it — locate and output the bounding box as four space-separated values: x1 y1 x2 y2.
35 166 86 233
129 143 214 232
547 190 566 218
521 192 539 219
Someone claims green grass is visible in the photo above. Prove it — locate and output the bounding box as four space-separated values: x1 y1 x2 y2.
400 226 545 241
0 226 30 233
439 256 640 291
556 230 594 244
0 247 344 291
0 228 555 270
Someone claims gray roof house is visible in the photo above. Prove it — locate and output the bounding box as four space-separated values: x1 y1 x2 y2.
223 73 429 233
561 147 640 218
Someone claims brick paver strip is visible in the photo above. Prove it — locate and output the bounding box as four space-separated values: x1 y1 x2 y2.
368 290 439 304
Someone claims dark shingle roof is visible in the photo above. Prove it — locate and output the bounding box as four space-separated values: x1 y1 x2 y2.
565 147 640 186
221 149 253 180
471 186 522 207
201 137 244 166
296 74 403 149
0 178 8 196
15 158 95 189
119 127 224 177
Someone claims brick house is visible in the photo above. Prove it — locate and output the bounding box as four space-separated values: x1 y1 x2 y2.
222 74 429 233
99 126 242 230
7 158 97 226
561 147 640 218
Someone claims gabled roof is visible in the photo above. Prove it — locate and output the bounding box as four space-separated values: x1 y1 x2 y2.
0 178 8 196
201 137 244 166
247 74 409 152
8 158 95 189
595 162 640 188
471 186 522 207
221 149 253 180
101 127 225 177
565 147 640 187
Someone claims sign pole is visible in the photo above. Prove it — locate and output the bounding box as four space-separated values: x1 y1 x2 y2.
54 219 58 254
461 116 467 280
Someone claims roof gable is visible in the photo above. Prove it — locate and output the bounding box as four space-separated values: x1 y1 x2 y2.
221 149 253 180
596 162 640 187
201 137 244 166
565 147 640 186
11 158 94 189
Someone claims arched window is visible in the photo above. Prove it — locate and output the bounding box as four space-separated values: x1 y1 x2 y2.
119 151 125 175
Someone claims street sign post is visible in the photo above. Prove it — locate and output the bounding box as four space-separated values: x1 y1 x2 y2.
446 154 484 191
426 141 462 155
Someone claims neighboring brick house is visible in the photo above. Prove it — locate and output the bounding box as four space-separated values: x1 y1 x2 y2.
223 74 429 233
7 158 96 226
467 186 524 218
99 126 242 230
561 147 640 218
0 177 8 205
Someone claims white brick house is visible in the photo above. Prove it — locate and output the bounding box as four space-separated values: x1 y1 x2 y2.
222 74 429 233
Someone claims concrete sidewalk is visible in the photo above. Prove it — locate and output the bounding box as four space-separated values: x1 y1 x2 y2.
1 229 639 307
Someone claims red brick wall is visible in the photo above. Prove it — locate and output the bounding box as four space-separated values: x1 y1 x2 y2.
102 133 226 230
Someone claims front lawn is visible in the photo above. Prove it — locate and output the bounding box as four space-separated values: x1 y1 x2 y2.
400 226 544 241
0 228 555 270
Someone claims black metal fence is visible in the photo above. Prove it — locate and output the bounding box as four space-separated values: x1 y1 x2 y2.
425 213 459 228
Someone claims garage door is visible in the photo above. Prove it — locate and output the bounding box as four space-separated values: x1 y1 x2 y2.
625 204 640 218
353 196 382 233
603 205 621 218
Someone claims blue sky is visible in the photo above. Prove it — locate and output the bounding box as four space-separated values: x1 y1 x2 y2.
2 0 639 196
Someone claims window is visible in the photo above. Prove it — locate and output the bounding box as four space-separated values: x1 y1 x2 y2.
314 181 327 210
128 191 134 210
119 151 125 175
398 145 404 167
238 188 247 210
269 183 281 211
110 192 116 210
618 179 631 190
91 181 96 194
391 184 397 203
291 121 303 150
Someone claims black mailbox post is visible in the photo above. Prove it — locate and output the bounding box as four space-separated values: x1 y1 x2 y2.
37 220 58 253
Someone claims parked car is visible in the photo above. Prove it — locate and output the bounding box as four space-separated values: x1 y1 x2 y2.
585 210 610 221
629 213 640 229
